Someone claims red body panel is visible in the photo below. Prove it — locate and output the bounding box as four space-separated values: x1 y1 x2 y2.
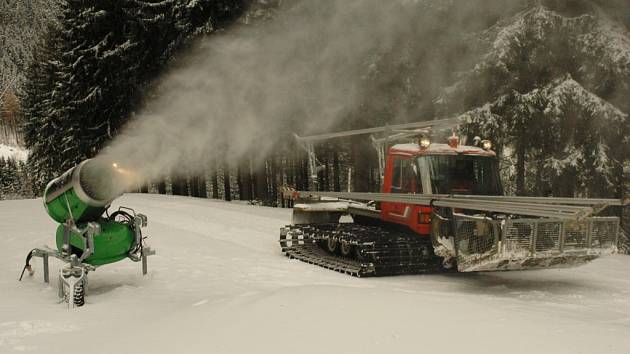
380 152 433 235
379 142 496 236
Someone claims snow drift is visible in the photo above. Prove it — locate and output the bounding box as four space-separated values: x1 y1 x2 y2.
1 194 630 354
0 143 27 161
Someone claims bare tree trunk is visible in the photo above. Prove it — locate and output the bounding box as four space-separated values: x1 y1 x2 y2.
351 136 370 192
534 155 544 196
211 159 219 199
171 174 183 196
322 144 329 191
333 146 341 192
279 154 286 189
294 151 303 190
516 140 526 196
223 159 231 201
237 160 253 201
182 174 190 196
157 180 166 194
551 167 572 197
303 157 309 191
237 165 244 200
622 163 630 233
199 173 208 198
244 159 253 201
288 151 295 188
255 160 268 202
368 163 375 192
190 175 199 197
271 156 278 205
316 154 324 191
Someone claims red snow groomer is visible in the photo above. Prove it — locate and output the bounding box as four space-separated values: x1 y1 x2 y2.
279 119 623 276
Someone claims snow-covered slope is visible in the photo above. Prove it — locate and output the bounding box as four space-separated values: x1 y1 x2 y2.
1 194 629 354
0 144 27 161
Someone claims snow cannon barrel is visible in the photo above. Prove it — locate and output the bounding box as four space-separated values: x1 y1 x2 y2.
44 159 123 223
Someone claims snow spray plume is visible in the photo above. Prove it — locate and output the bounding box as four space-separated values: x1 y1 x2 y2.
97 0 524 193
79 159 141 202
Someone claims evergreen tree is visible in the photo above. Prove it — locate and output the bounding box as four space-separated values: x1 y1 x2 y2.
1 157 18 197
448 3 630 197
16 160 33 197
21 20 68 192
21 0 247 192
1 0 61 127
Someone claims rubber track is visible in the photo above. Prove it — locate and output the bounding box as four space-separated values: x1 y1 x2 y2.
279 223 443 277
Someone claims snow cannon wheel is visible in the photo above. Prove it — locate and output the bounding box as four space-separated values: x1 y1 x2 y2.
73 283 85 307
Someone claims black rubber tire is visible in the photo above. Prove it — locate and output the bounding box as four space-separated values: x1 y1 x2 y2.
73 283 85 307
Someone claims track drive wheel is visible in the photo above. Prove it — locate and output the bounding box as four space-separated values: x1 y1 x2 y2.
326 238 339 254
340 241 354 258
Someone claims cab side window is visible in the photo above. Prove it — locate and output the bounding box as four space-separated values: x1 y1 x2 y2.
391 159 404 192
391 158 418 194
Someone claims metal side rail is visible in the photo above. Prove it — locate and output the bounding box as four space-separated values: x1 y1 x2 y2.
280 224 443 277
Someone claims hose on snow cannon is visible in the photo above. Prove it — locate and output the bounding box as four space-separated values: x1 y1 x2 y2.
21 159 154 307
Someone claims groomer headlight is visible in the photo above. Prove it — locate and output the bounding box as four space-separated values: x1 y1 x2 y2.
419 137 431 149
481 139 492 151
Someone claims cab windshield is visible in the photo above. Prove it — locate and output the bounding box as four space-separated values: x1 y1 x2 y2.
416 155 502 195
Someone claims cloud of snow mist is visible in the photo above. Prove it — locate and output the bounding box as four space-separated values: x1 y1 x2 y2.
96 0 524 192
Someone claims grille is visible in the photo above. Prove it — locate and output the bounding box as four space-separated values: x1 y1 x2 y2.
454 216 497 257
591 219 619 249
453 215 619 271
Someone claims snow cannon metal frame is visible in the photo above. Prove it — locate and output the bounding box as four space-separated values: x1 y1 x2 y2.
19 159 155 308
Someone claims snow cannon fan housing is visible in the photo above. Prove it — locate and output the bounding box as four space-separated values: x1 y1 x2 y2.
43 159 136 266
44 159 121 223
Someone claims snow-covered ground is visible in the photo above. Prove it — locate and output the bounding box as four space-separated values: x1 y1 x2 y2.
1 194 629 354
0 144 28 161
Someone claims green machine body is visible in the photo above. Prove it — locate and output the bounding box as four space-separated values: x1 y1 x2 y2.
23 158 152 307
55 221 135 266
44 159 132 265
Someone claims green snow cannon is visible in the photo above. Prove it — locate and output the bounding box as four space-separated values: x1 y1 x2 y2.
43 159 139 266
21 159 152 307
53 219 136 266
